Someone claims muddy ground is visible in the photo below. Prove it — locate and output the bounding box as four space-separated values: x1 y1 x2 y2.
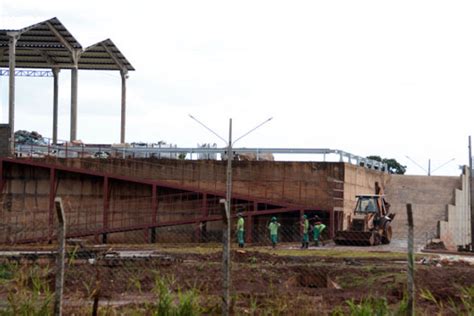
1 245 473 315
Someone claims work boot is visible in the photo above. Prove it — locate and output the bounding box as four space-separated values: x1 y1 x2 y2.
305 242 309 249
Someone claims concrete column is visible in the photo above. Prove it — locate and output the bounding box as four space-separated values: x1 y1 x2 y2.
52 68 60 144
70 67 78 141
8 34 18 152
120 70 127 143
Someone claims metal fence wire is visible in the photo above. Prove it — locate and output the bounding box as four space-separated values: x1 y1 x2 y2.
0 199 473 315
0 155 473 315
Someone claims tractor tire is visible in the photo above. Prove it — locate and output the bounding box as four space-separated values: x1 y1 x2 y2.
369 231 381 246
381 224 392 245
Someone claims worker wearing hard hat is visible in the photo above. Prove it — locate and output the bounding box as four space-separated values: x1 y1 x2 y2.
313 219 326 247
268 217 281 249
236 213 245 248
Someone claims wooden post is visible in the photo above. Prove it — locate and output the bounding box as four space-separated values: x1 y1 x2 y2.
54 197 66 316
407 203 415 316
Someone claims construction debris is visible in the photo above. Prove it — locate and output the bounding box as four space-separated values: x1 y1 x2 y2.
14 130 47 145
424 239 447 250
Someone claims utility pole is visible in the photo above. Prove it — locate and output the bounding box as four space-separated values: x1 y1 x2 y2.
189 115 272 315
222 118 232 315
469 136 474 250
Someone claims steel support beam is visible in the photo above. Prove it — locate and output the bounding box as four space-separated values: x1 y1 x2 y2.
102 176 110 243
246 202 257 243
48 168 57 241
36 49 56 66
14 207 307 244
46 22 75 53
0 69 54 77
150 184 158 243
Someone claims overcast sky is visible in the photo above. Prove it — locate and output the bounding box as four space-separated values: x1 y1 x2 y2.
1 1 473 176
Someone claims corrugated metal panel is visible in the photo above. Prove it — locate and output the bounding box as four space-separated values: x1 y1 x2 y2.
0 17 134 71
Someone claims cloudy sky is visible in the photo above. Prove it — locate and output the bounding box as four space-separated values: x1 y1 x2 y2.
1 1 473 175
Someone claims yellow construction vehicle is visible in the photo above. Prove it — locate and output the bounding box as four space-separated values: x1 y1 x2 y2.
334 184 395 246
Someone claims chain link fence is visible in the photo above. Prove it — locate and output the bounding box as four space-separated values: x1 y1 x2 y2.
0 157 473 314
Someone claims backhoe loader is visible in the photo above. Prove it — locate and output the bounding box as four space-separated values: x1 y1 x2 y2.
334 183 395 246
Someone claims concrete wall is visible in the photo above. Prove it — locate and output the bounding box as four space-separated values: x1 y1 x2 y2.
0 159 360 243
384 174 460 247
439 167 471 249
40 158 346 210
1 158 397 243
0 124 11 157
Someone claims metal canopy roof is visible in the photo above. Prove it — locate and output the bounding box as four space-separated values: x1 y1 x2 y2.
0 17 134 71
81 39 134 71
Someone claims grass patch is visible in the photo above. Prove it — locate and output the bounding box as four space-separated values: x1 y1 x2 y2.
253 246 414 260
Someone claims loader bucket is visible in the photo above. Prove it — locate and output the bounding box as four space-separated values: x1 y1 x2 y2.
333 231 379 246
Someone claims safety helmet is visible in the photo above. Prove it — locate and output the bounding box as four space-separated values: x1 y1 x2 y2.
271 217 277 221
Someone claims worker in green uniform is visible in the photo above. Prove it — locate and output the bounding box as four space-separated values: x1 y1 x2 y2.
236 213 245 248
301 214 309 249
313 219 326 247
268 217 281 248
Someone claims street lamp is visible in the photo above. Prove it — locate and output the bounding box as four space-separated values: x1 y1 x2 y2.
189 114 272 316
405 156 455 176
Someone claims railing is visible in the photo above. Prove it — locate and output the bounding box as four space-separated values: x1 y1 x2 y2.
14 142 388 172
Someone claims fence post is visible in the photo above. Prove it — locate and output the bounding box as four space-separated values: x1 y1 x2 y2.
54 197 66 316
407 203 415 315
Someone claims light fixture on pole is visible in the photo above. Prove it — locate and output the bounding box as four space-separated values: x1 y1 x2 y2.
189 114 273 316
405 156 455 176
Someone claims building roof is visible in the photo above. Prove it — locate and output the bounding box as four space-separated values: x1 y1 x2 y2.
0 17 134 71
81 39 134 71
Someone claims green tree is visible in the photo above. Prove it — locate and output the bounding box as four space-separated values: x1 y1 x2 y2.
366 155 406 175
